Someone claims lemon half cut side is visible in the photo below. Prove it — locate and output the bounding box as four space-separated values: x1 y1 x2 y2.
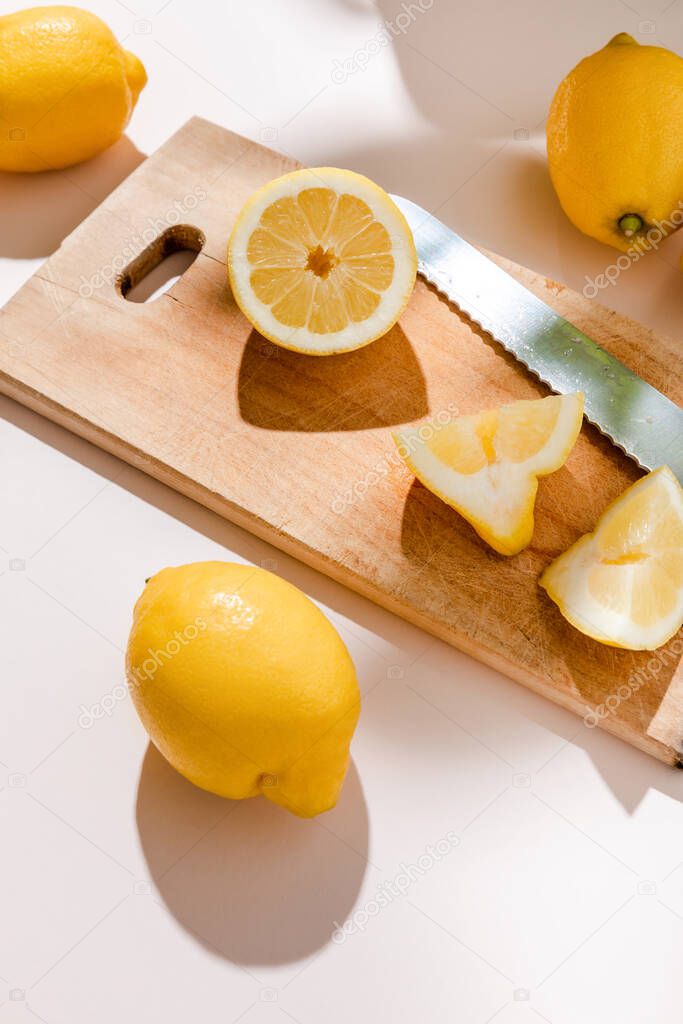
228 167 417 355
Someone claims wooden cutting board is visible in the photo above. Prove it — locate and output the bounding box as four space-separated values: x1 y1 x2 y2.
2 116 682 765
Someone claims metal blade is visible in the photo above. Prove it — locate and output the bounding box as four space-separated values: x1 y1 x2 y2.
392 194 683 481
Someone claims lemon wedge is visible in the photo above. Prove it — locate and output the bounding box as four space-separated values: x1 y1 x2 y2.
541 466 683 650
394 392 584 556
227 167 417 354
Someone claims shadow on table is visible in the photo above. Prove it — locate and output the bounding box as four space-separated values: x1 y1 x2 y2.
135 743 369 965
0 134 145 259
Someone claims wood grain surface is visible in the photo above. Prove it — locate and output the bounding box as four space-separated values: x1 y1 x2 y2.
1 116 681 764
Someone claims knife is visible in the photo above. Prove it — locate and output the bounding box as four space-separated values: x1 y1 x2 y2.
391 194 683 482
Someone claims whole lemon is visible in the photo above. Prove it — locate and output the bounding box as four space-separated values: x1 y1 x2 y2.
547 33 683 251
0 5 147 172
126 562 360 818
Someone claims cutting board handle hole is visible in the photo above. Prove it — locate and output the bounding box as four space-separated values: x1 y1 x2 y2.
117 224 205 303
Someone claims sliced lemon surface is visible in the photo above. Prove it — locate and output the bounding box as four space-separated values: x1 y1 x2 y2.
227 167 417 354
541 466 683 650
394 392 584 556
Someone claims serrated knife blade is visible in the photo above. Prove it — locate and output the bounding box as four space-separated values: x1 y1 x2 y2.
392 194 683 482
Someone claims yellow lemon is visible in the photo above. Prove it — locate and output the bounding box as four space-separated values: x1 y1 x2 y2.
547 33 683 251
394 393 584 556
541 467 683 650
227 167 417 354
126 562 360 817
0 5 147 172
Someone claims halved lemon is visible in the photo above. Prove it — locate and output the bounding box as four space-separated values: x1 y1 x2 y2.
541 466 683 650
394 392 584 556
227 167 417 354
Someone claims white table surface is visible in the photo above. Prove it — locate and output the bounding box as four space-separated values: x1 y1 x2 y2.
2 1 683 1021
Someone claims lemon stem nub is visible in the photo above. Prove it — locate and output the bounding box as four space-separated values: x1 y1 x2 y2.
608 32 637 46
618 213 644 238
